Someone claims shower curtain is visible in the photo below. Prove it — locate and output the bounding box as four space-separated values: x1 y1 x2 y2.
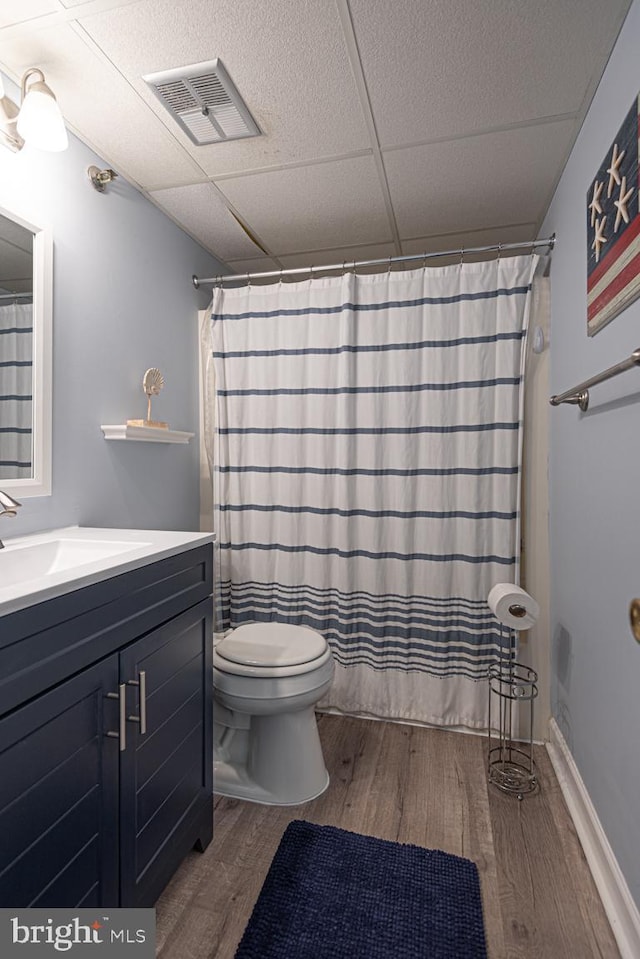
0 302 33 480
209 256 537 729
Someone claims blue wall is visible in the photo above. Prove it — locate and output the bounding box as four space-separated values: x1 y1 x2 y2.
541 0 640 907
0 71 222 536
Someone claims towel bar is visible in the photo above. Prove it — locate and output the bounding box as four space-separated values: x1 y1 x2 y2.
549 348 640 412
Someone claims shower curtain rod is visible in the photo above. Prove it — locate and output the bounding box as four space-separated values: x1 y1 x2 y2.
0 291 32 300
192 233 555 288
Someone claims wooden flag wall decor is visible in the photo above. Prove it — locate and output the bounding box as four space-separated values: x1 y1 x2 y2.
586 94 640 336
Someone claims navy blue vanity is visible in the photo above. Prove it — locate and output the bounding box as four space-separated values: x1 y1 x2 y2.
0 531 213 908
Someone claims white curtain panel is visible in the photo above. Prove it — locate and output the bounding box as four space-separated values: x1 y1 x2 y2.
210 256 537 728
0 302 33 480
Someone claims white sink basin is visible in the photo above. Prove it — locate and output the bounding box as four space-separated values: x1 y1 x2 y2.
0 526 214 616
0 536 150 588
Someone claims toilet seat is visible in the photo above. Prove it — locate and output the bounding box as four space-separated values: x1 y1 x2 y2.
215 622 331 678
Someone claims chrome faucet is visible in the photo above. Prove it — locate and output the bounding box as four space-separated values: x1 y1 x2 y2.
0 489 21 549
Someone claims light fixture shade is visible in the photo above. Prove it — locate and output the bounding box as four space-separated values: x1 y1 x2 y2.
16 77 68 152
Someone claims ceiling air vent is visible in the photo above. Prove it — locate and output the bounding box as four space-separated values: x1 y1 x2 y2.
143 59 260 146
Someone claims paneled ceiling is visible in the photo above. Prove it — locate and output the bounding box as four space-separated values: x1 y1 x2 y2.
0 0 633 276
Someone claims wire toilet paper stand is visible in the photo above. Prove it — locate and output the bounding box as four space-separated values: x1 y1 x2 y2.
487 622 539 799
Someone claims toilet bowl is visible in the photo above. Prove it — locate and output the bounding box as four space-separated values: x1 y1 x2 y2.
213 622 335 805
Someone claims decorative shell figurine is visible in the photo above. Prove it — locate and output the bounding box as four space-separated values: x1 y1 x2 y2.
127 367 168 429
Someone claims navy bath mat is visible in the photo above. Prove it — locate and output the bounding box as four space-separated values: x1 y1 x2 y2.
234 820 488 959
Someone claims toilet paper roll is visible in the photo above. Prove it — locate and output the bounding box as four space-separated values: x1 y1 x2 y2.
488 583 539 630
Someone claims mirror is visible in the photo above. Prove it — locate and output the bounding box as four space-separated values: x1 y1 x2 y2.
0 204 51 496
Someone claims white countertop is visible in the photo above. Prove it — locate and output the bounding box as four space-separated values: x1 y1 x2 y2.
0 526 214 618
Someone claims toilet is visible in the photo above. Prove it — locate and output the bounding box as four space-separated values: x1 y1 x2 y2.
213 622 335 805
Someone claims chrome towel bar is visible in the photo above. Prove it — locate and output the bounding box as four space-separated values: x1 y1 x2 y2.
549 347 640 412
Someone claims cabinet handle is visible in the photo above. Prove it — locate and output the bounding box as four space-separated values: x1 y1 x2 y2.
106 684 127 752
630 599 640 643
127 670 147 735
139 670 147 735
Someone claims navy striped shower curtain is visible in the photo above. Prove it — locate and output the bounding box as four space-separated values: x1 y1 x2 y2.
0 303 32 480
210 256 537 728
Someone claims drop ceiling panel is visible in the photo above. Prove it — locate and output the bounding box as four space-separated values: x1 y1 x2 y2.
0 238 32 286
0 23 205 189
59 0 140 8
149 183 265 261
0 0 141 32
385 119 577 239
216 156 392 255
0 0 62 29
0 216 32 251
76 0 371 176
0 0 629 271
348 0 632 147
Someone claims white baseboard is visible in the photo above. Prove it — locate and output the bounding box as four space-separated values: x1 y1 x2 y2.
546 718 640 959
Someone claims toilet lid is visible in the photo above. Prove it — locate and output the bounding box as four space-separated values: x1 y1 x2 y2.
217 622 327 668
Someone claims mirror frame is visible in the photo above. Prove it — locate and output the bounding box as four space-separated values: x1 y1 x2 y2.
0 202 52 497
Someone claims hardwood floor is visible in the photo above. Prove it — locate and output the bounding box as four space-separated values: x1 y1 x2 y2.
155 714 620 958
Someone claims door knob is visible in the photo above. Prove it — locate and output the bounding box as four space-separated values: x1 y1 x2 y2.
630 599 640 643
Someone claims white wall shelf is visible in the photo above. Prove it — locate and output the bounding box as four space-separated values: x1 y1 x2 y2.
100 424 194 444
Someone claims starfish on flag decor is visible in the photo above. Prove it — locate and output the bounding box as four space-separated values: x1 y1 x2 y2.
586 94 640 335
613 175 634 231
606 142 625 197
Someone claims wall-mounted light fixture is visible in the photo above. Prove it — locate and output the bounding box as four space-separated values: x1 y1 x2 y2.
0 68 68 153
87 165 118 192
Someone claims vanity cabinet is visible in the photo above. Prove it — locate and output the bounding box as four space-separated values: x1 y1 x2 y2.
0 543 213 908
0 656 120 907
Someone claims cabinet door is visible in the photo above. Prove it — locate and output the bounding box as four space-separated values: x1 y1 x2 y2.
119 599 212 906
0 657 120 908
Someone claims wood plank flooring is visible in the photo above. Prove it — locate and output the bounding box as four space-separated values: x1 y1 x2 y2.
155 714 620 958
